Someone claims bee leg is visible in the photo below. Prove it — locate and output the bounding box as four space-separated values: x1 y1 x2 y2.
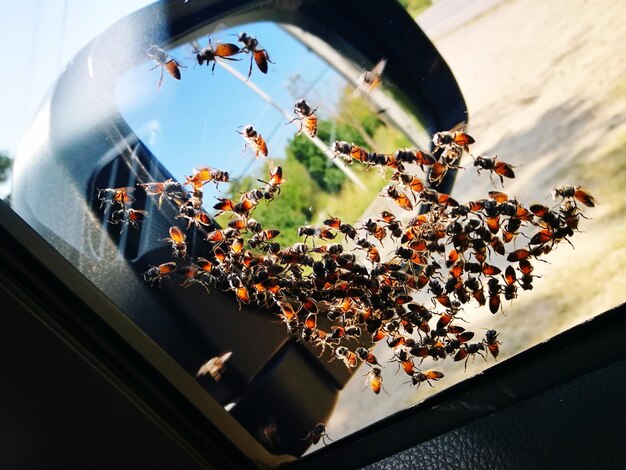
247 55 254 81
157 67 164 91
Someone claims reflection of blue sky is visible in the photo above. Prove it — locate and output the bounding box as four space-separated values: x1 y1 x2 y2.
0 0 154 198
116 22 346 202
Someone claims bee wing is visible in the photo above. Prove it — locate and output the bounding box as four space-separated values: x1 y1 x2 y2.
214 43 241 57
191 39 202 54
217 350 233 364
371 58 387 77
574 188 596 207
116 187 136 194
494 161 516 178
253 50 269 73
448 121 468 133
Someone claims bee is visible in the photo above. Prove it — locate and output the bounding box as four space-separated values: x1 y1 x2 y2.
518 259 541 290
297 225 335 244
395 149 436 170
110 208 149 231
391 172 426 198
362 219 387 244
353 58 386 98
464 276 485 306
163 226 187 258
484 329 501 359
355 347 381 367
239 125 268 158
487 277 502 314
97 187 136 208
138 179 187 208
146 45 184 90
213 198 235 215
473 155 516 186
501 266 518 300
552 185 596 207
429 280 452 308
303 423 331 446
334 346 357 370
290 99 318 138
195 350 233 381
249 229 280 249
408 369 444 389
192 36 240 73
177 204 212 229
324 216 357 240
185 166 230 190
143 262 177 286
237 32 273 80
382 185 413 211
454 342 486 370
257 164 286 201
331 141 370 165
432 127 475 152
391 349 416 376
366 367 384 395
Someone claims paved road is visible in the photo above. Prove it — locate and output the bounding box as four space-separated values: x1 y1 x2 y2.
418 0 506 39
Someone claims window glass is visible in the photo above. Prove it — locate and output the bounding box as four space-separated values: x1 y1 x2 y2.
4 0 626 460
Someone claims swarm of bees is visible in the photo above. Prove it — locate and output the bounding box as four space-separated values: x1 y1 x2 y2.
98 122 595 399
94 33 597 448
149 31 273 90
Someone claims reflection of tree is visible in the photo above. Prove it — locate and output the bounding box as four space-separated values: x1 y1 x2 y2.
0 151 12 182
398 0 432 17
286 120 367 193
227 159 320 247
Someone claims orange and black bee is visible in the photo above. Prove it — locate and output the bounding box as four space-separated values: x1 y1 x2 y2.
552 185 596 207
331 141 370 165
409 369 444 389
138 179 186 207
110 208 149 231
192 36 240 73
487 277 502 314
239 125 268 158
290 99 318 138
366 367 384 395
432 123 475 152
237 32 273 80
473 155 515 186
355 347 381 367
382 185 413 211
185 166 230 190
163 226 187 258
249 229 280 249
147 45 185 90
502 265 518 301
484 329 501 359
97 187 136 208
394 149 436 170
303 423 331 446
143 262 177 286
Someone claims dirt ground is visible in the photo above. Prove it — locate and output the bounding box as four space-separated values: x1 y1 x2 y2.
322 0 626 443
